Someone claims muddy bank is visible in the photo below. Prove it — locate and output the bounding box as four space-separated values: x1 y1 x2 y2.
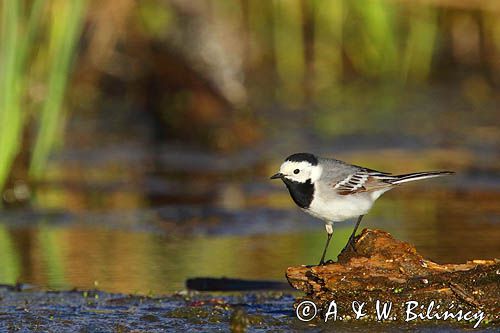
0 284 498 332
0 286 296 332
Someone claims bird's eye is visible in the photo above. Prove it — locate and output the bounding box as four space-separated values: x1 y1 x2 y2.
294 169 300 174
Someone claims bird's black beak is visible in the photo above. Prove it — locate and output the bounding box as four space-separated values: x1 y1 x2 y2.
270 173 284 180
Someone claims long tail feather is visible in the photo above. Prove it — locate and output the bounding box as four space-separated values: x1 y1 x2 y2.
388 171 454 185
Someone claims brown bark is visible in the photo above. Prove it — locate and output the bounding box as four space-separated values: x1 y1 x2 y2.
286 229 499 326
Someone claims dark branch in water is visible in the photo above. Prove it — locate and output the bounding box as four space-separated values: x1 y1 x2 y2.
186 277 293 291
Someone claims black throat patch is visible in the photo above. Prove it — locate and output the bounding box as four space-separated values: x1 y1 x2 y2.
281 178 314 209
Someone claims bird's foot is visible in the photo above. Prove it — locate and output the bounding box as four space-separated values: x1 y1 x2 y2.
315 259 335 266
340 237 357 254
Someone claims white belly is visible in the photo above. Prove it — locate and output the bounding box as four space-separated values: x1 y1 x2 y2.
305 191 382 222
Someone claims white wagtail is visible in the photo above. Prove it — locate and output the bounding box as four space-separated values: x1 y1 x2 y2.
270 153 454 265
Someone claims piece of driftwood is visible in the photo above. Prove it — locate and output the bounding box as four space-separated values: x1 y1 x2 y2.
286 229 499 327
186 277 292 291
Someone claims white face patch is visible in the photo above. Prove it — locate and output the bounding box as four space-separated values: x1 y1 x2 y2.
279 161 323 183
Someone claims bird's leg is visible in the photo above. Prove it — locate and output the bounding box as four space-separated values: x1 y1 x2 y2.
319 224 334 265
341 215 364 253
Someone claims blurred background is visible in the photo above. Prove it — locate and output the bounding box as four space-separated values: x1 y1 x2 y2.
0 0 498 294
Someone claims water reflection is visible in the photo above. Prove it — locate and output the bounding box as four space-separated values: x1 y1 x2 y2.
0 185 498 294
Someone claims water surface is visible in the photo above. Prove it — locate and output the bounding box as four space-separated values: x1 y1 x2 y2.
0 178 498 293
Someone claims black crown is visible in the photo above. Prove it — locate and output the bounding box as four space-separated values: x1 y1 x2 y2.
285 153 318 166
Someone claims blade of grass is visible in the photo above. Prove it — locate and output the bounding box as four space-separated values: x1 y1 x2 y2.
0 0 46 194
30 0 87 178
402 7 438 82
0 0 22 193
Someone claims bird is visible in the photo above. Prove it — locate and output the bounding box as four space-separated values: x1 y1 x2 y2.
270 153 454 265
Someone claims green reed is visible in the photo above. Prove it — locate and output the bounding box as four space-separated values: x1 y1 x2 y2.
0 0 24 195
30 0 86 178
0 0 86 194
